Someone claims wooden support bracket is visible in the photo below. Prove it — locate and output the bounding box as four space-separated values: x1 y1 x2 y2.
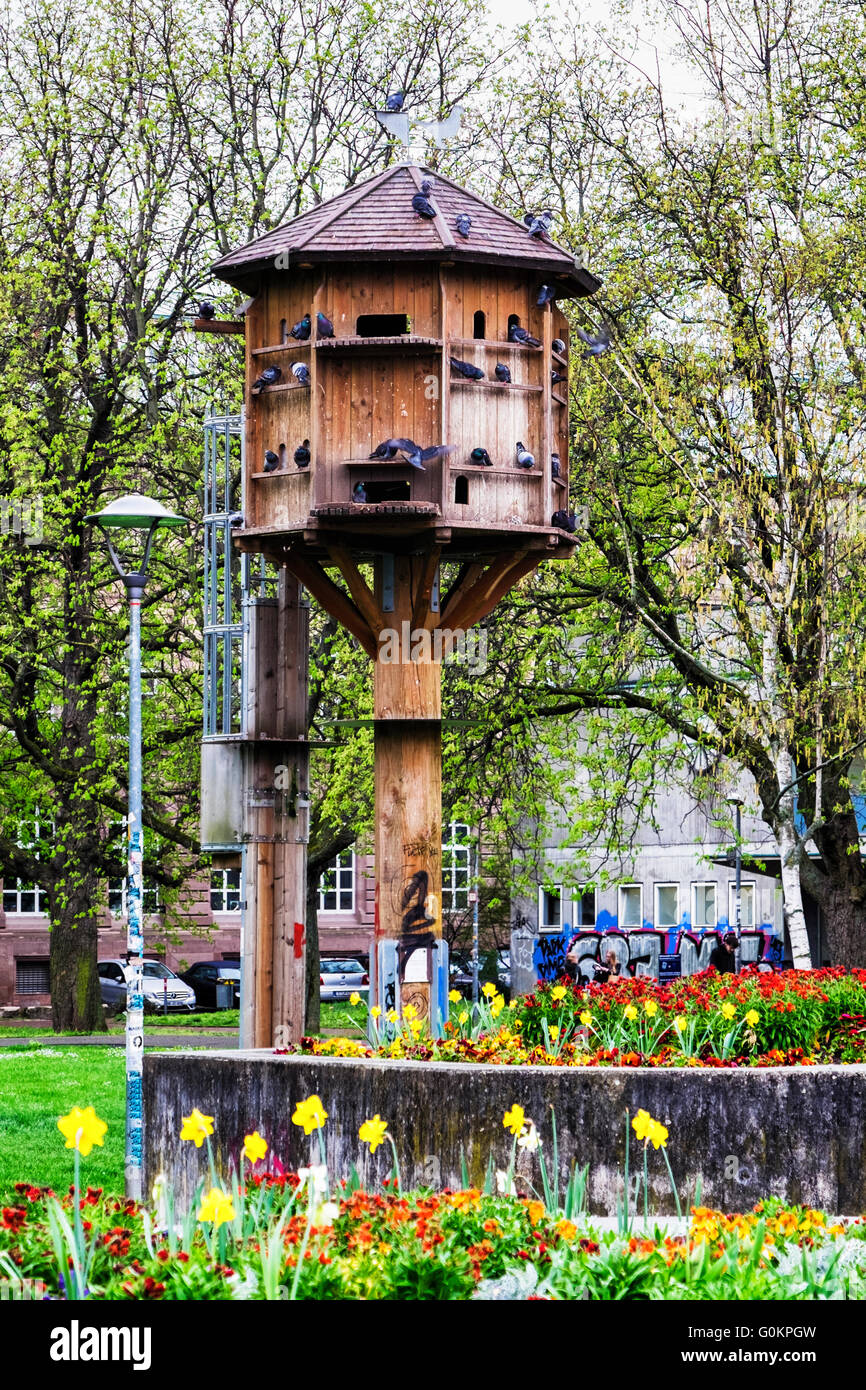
327 546 385 638
412 546 442 631
193 318 245 335
282 551 378 659
445 551 543 633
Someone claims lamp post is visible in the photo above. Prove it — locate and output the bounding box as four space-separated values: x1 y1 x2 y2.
727 798 744 937
86 494 189 1201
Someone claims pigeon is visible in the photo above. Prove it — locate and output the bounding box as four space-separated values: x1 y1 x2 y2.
316 312 335 338
516 442 535 468
470 447 493 467
291 362 311 385
494 363 511 383
294 439 310 467
289 314 311 340
537 285 557 306
198 300 216 320
379 438 454 471
251 365 282 394
508 324 542 348
552 509 577 532
353 482 367 502
450 356 485 380
524 209 554 238
552 338 566 354
455 213 472 238
575 324 611 358
551 369 567 384
263 449 280 473
386 92 405 112
412 179 437 219
551 452 561 478
369 441 401 459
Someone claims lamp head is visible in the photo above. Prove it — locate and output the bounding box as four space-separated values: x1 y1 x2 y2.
86 493 189 591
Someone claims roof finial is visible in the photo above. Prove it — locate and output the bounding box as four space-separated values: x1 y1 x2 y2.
376 105 464 161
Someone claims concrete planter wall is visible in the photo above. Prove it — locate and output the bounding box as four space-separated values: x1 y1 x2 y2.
143 1051 866 1215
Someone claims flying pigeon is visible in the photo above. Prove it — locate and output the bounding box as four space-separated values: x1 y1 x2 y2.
551 452 561 478
551 369 567 384
263 449 280 473
494 363 511 383
198 300 216 320
316 312 335 338
412 180 437 219
386 92 405 112
552 509 578 533
537 285 557 306
470 448 493 467
369 441 399 460
353 482 367 502
524 209 554 238
455 213 472 238
291 362 311 386
379 438 454 471
450 356 485 380
508 324 542 348
294 439 310 467
251 365 281 394
575 324 611 358
289 314 311 340
552 338 566 354
516 442 535 468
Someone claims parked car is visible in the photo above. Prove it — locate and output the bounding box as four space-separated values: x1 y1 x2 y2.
97 959 197 1013
449 949 511 1001
180 960 242 1011
320 958 368 1002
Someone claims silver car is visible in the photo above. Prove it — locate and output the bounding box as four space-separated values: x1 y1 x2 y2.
97 958 197 1013
320 958 368 1002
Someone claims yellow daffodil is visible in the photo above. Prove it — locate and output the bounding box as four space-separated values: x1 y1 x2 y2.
449 989 462 1003
579 1010 592 1026
403 1003 418 1020
482 982 497 999
180 1108 214 1148
551 985 567 1001
647 1119 668 1149
503 1104 525 1136
632 1109 653 1141
292 1095 328 1135
632 1109 668 1148
349 992 361 1006
359 1114 389 1153
242 1130 268 1164
57 1106 108 1158
410 1019 422 1036
674 1015 688 1031
370 1005 381 1019
508 999 519 1009
491 995 505 1018
721 1002 737 1021
746 1009 759 1027
643 1000 658 1017
624 1004 638 1021
549 1024 560 1040
197 1187 236 1227
387 1009 399 1024
459 1010 469 1025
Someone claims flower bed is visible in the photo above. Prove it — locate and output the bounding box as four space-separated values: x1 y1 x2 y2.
296 967 866 1068
4 1102 866 1301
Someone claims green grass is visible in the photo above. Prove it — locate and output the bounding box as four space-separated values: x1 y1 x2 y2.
0 1047 126 1192
133 1010 239 1029
320 1001 367 1033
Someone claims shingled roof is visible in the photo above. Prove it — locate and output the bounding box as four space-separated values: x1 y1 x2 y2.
213 164 599 297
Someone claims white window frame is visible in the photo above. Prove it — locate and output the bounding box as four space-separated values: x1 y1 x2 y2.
728 881 755 928
538 884 565 933
618 883 643 929
655 882 679 929
442 821 471 913
210 867 241 913
575 884 596 927
2 817 53 916
318 850 355 914
692 881 718 929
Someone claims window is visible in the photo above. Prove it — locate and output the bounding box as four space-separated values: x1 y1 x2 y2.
442 821 471 912
728 882 755 927
16 959 50 994
454 476 469 505
473 310 486 339
2 816 53 915
108 820 161 917
507 313 521 334
318 851 355 913
575 885 596 926
655 883 679 928
693 882 717 929
539 886 563 932
356 313 409 337
211 868 241 913
618 884 642 928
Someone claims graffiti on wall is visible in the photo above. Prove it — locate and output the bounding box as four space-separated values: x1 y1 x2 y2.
532 926 775 983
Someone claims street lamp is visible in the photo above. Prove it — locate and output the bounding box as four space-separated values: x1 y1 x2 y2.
86 494 189 1200
727 797 744 937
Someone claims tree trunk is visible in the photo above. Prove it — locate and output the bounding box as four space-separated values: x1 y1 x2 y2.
816 890 866 969
48 876 106 1032
304 868 321 1036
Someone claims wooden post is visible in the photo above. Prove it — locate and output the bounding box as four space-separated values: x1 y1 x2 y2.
373 553 442 1026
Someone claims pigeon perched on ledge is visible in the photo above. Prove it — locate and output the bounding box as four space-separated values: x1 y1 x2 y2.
551 369 567 384
537 285 557 306
353 482 367 502
450 357 485 380
263 450 280 473
291 362 311 386
551 452 561 478
508 324 541 348
455 213 472 238
198 300 216 320
251 365 281 394
524 209 554 238
552 338 566 354
516 442 535 468
294 439 310 467
289 314 311 340
471 448 493 467
494 363 511 383
386 92 405 111
412 180 437 219
316 312 335 338
552 509 577 533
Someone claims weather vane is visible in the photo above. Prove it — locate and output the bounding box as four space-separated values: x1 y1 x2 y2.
375 104 464 161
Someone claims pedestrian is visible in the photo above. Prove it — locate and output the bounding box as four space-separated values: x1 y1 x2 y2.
709 930 738 974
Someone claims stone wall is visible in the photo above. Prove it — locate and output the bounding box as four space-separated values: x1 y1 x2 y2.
143 1051 866 1214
